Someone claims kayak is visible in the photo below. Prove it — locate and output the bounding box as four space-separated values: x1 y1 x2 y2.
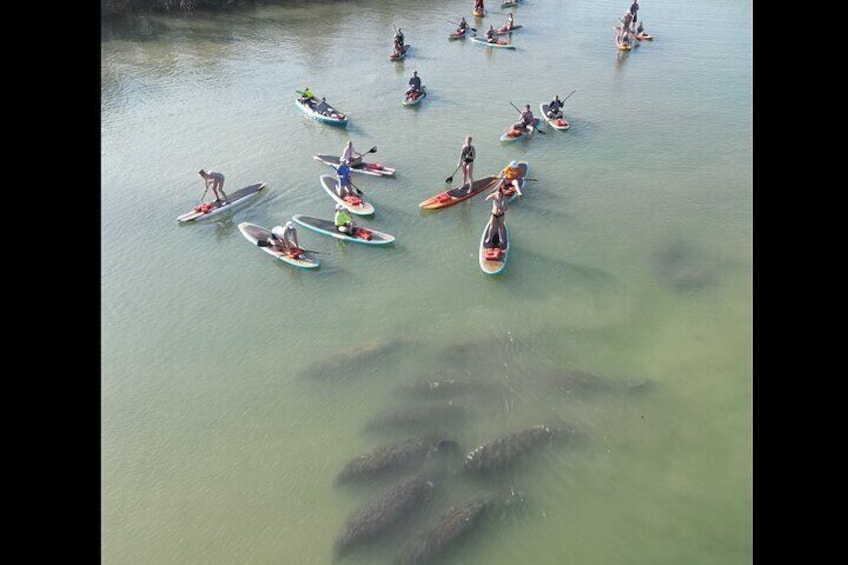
493 24 523 36
448 28 469 40
479 218 509 275
539 103 570 130
473 8 486 17
295 97 348 127
313 154 396 177
500 117 540 142
498 160 529 204
389 44 411 61
403 86 427 106
292 214 395 246
237 222 320 269
176 182 266 223
469 35 516 49
319 174 375 216
418 175 498 211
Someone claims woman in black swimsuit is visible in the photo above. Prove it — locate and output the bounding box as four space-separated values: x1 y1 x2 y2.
483 185 508 248
458 136 475 190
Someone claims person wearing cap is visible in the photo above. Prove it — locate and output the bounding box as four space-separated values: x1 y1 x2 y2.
511 104 535 131
198 169 228 205
334 203 356 234
268 221 301 255
405 70 422 97
341 140 363 167
457 135 476 191
335 159 355 198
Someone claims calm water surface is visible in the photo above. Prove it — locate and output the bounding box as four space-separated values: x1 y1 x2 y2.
101 1 752 563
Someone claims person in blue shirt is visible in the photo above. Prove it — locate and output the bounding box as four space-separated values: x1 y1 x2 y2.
336 160 355 198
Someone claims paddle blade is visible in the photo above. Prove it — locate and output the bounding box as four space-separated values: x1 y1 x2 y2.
445 176 454 183
368 146 377 154
257 240 271 247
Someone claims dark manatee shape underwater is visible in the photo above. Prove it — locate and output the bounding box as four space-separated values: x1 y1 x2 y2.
334 434 458 485
463 424 570 475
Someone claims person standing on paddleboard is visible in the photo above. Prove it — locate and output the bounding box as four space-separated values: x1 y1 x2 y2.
484 186 509 249
457 136 476 191
335 159 355 199
198 169 229 205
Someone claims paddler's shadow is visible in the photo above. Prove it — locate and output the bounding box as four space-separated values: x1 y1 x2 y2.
211 217 238 242
615 47 631 69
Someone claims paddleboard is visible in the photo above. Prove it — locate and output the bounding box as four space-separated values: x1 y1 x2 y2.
319 174 375 216
237 222 320 269
292 214 395 245
176 182 266 223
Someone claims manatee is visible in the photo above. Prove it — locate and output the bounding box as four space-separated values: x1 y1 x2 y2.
333 472 436 560
334 434 457 485
463 424 567 474
395 490 525 565
302 337 410 380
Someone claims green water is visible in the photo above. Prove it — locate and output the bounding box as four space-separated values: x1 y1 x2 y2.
101 1 752 563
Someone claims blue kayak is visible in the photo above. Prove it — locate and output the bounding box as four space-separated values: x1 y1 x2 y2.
295 97 349 127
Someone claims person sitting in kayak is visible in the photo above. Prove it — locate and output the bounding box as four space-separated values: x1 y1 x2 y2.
298 87 315 104
341 140 363 167
511 104 535 131
483 185 508 250
268 222 302 256
335 159 355 198
546 95 564 118
198 169 229 205
334 203 357 234
485 25 497 42
457 17 469 33
314 97 330 116
405 70 422 97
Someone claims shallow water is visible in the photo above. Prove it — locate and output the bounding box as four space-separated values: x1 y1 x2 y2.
101 1 752 563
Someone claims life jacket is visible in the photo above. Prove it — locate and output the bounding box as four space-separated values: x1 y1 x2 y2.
289 248 304 259
355 228 373 240
436 192 452 202
343 195 363 206
484 248 502 261
193 202 214 213
365 162 382 170
506 129 521 138
555 118 567 126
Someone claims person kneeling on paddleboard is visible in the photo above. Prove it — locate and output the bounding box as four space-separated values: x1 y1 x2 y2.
268 221 301 256
512 105 535 131
547 95 563 119
334 203 357 234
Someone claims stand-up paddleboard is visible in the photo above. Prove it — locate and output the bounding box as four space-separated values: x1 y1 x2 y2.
469 35 516 49
176 182 266 223
418 176 498 211
540 103 570 130
313 154 396 177
389 44 411 61
237 222 320 269
479 218 509 275
500 117 540 142
292 214 395 245
319 175 375 216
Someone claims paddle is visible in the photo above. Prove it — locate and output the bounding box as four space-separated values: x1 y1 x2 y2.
256 240 327 255
509 101 547 134
445 163 462 184
448 20 477 32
